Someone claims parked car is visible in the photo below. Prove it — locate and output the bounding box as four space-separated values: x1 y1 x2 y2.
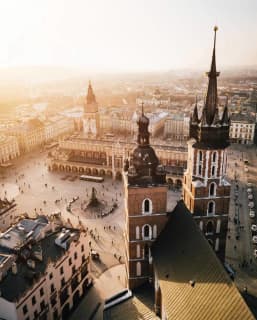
254 249 257 258
249 210 255 218
244 167 249 172
251 225 257 232
252 236 257 244
224 263 235 280
247 188 252 193
247 182 253 187
248 194 253 200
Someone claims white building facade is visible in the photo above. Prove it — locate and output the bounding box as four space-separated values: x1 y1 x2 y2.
0 216 92 320
229 113 255 144
0 135 20 164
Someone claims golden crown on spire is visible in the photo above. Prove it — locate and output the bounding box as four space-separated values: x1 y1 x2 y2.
214 25 218 32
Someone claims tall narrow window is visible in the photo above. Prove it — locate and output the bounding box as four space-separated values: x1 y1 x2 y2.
211 166 215 176
215 238 219 251
199 151 203 161
207 201 215 216
136 262 141 276
212 151 217 163
142 198 152 214
142 225 152 240
209 182 216 197
136 226 140 240
136 244 140 258
153 225 157 238
216 220 221 233
206 221 214 235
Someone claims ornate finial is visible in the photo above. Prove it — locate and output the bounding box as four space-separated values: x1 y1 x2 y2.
141 102 144 115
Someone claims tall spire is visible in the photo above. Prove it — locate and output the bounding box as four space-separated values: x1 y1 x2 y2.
86 81 96 105
204 26 220 125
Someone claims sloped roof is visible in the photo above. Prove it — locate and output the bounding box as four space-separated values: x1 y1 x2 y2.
103 284 159 320
152 200 254 320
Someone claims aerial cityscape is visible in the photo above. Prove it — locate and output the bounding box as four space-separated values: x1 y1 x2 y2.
1 1 257 320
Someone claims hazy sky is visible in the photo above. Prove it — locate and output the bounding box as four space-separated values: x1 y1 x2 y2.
0 0 257 72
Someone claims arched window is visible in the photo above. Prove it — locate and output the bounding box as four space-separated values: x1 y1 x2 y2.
136 226 140 240
209 182 216 197
142 224 152 240
199 150 203 161
207 201 215 216
136 244 140 258
136 262 141 276
142 198 152 215
198 165 202 176
211 165 215 176
206 221 214 235
153 225 157 238
212 151 217 163
216 220 221 233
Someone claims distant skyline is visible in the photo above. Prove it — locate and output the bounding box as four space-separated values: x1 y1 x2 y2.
0 0 257 72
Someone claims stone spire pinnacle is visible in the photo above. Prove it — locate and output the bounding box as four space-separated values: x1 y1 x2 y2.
204 26 220 125
221 97 230 125
191 96 199 124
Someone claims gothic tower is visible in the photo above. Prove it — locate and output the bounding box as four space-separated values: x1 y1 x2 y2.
83 82 100 137
183 27 230 261
123 105 168 290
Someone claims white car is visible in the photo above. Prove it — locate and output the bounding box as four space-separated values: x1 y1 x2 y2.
254 249 257 258
253 236 257 244
251 225 257 232
247 183 253 187
247 188 252 193
248 202 254 208
248 194 253 200
249 210 255 218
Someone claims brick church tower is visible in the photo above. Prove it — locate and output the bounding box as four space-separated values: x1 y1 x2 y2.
183 27 230 261
82 81 100 137
123 105 168 290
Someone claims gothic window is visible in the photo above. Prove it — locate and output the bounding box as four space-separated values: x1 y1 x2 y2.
136 262 141 276
142 198 152 215
207 201 215 216
198 165 202 176
211 165 215 176
206 221 214 235
212 151 217 163
209 182 216 197
136 226 140 240
153 225 157 238
199 151 203 161
142 224 152 240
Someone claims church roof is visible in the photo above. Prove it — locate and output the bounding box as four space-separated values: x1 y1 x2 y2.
103 283 158 320
152 200 254 320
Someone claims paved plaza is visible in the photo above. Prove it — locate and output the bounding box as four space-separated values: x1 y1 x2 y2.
0 149 181 319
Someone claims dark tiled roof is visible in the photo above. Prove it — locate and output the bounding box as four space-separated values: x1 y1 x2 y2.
103 284 159 320
230 113 255 123
0 232 66 302
152 200 254 320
